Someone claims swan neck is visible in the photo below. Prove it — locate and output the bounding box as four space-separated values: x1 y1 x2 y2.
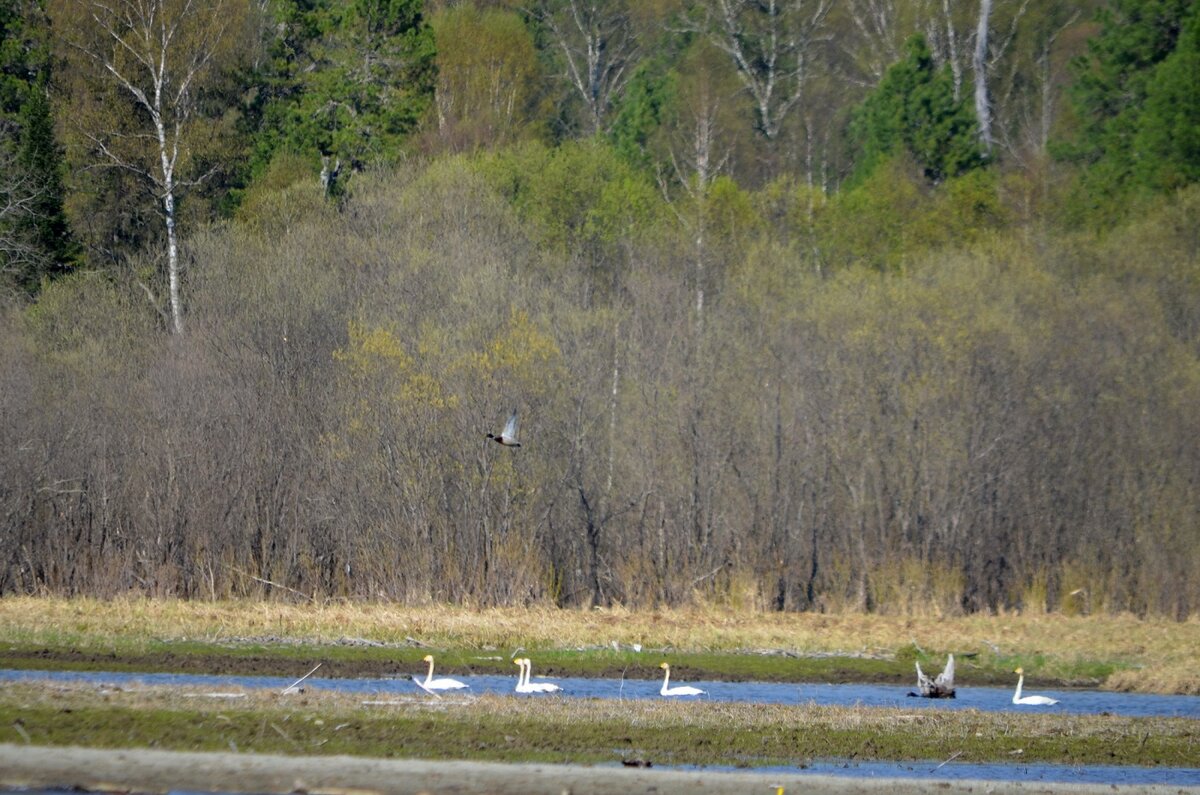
661 667 671 693
424 658 434 685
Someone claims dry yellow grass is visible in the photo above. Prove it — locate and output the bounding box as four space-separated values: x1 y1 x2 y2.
1 597 1198 690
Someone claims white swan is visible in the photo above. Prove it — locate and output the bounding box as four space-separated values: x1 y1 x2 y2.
513 658 537 693
659 662 705 696
912 653 955 698
1012 667 1058 705
487 409 521 447
522 658 563 692
417 654 468 691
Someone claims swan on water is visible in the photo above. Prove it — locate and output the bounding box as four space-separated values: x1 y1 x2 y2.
659 662 705 696
518 658 563 693
417 654 468 691
1012 667 1059 705
910 653 955 698
513 658 537 693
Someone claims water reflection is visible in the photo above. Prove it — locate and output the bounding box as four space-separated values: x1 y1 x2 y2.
2 667 1198 719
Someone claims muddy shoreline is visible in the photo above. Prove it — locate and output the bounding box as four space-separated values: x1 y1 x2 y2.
0 646 934 685
1 743 1192 795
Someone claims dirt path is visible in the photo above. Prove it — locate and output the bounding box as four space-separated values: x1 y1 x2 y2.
0 743 1191 795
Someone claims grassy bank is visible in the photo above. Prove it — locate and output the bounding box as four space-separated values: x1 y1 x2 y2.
2 681 1197 769
1 597 1198 693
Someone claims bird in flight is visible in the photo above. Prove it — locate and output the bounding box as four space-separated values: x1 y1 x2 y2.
487 409 521 447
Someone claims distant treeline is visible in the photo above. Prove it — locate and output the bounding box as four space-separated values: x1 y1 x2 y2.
1 0 1198 616
3 158 1197 615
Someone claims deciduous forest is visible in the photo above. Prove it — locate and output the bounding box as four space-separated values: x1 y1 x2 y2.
1 0 1197 617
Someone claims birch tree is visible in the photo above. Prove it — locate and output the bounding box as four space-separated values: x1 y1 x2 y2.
973 0 994 152
52 0 242 334
689 0 834 142
842 0 1027 157
656 42 739 333
537 0 641 136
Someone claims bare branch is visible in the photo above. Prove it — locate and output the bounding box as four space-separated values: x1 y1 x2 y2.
689 0 833 140
537 0 640 135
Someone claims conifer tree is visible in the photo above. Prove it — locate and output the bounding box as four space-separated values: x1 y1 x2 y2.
1057 0 1194 202
0 0 73 295
15 88 75 288
247 0 436 193
849 35 983 186
1132 4 1200 191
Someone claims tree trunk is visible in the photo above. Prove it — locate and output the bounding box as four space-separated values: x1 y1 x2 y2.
153 104 183 334
974 0 994 153
941 0 963 101
606 319 620 494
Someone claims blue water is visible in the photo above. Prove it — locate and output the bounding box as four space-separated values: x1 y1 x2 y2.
4 761 1200 792
3 666 1199 789
681 759 1200 786
2 667 1197 719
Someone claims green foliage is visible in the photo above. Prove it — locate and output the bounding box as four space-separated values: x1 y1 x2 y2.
14 89 76 282
817 156 927 270
1132 5 1200 191
817 156 1008 271
849 35 984 186
1057 0 1196 219
923 168 1010 245
468 308 565 400
7 1 1200 615
22 270 153 372
0 0 46 118
607 57 675 171
334 319 458 444
429 5 548 152
233 151 330 236
247 0 436 180
480 139 663 259
0 0 74 293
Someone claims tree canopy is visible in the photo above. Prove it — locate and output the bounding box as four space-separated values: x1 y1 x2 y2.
849 35 984 186
2 0 1199 617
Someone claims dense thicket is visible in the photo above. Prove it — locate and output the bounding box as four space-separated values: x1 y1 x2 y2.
1 0 1198 616
3 156 1198 615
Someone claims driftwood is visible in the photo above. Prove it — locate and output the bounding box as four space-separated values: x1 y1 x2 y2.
909 653 956 698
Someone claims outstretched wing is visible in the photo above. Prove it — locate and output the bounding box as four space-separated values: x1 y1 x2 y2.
503 409 519 440
935 654 955 688
915 661 932 692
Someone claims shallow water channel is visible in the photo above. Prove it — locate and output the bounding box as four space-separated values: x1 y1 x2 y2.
3 666 1197 718
4 667 1199 788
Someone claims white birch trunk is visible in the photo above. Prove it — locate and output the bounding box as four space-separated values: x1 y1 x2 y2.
973 0 994 153
81 0 228 335
941 0 963 101
706 0 832 141
153 101 183 334
163 178 182 334
606 319 621 495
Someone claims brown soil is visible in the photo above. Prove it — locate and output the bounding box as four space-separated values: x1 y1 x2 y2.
0 743 1186 795
3 647 391 678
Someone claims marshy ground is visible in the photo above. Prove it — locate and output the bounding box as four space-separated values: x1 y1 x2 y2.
0 597 1197 779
